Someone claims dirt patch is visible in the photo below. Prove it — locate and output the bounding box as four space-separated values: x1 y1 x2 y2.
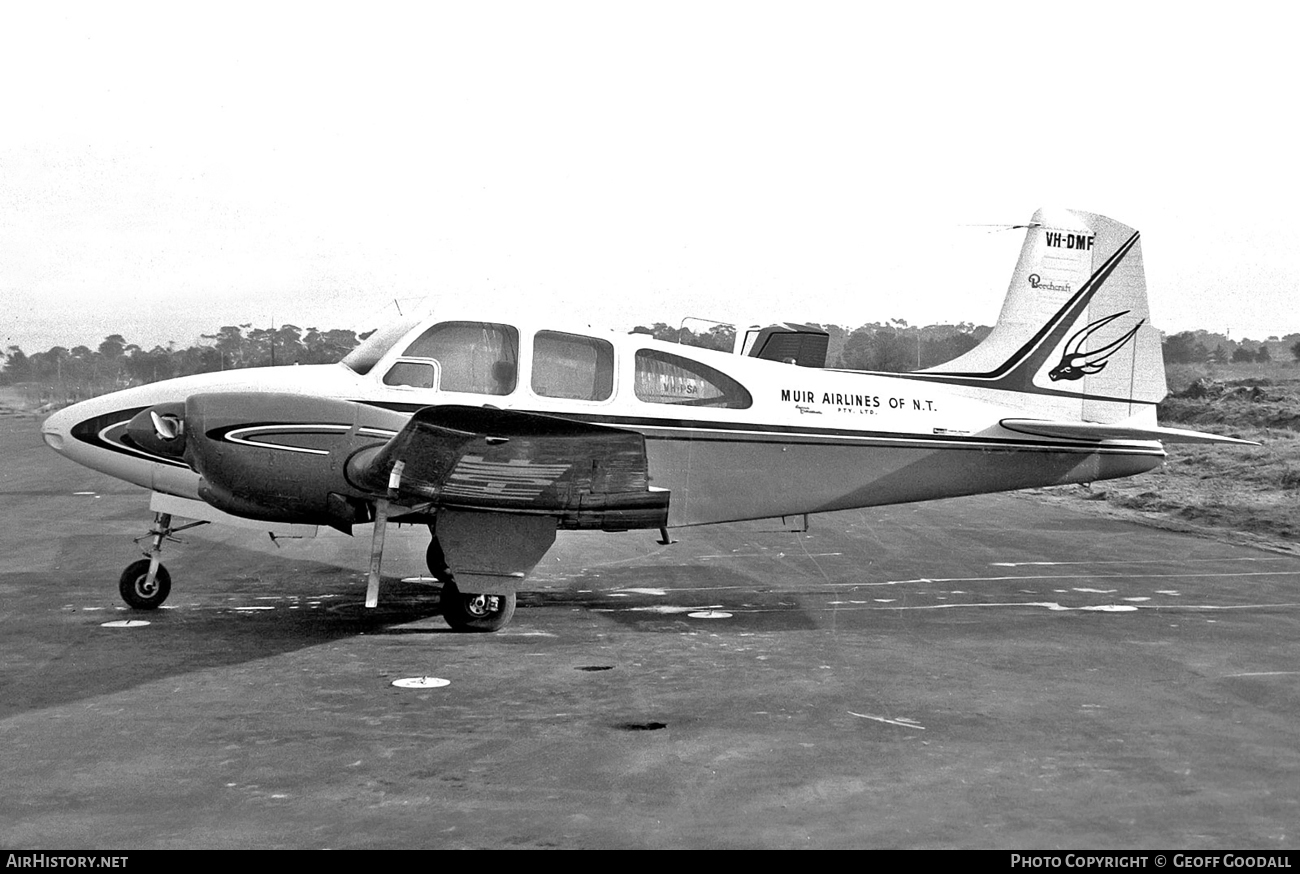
1039 368 1300 555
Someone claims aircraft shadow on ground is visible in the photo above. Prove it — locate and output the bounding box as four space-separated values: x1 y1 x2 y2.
2 548 844 717
0 552 447 718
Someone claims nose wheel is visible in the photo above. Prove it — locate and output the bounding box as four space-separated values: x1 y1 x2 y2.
119 560 172 610
118 511 206 610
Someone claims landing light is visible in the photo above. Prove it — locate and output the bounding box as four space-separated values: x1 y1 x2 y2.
42 432 63 451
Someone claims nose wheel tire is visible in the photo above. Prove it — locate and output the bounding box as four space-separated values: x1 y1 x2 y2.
119 560 172 610
440 580 515 633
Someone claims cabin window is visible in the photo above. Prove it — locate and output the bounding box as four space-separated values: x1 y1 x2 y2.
532 331 615 401
634 349 752 409
382 359 438 389
395 321 519 395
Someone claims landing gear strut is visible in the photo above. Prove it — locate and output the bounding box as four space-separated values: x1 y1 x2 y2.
118 511 205 609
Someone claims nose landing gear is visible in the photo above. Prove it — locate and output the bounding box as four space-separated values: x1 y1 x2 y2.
118 512 208 610
119 559 172 610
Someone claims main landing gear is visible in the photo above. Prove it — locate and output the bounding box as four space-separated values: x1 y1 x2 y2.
118 512 207 610
439 581 516 633
368 475 520 632
425 525 515 633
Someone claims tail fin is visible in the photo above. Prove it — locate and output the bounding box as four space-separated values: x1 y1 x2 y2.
919 208 1166 424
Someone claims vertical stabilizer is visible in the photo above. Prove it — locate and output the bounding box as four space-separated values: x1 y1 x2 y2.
918 208 1166 423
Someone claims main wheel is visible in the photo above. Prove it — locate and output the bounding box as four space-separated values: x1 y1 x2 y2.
440 580 515 633
119 559 172 610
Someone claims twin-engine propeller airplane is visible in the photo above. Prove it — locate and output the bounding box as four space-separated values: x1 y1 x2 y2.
42 208 1251 632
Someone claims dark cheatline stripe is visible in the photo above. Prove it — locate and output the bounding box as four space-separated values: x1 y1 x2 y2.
69 407 191 469
880 231 1145 399
354 402 1163 455
69 393 1165 475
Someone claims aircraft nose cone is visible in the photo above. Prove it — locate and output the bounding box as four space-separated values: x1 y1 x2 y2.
40 404 76 453
125 402 188 459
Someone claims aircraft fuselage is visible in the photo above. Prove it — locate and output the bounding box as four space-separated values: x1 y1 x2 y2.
41 311 1163 532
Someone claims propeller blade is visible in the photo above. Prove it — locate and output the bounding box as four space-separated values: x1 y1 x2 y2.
150 411 181 441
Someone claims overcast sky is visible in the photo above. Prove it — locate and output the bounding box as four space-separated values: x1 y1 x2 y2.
3 2 1298 355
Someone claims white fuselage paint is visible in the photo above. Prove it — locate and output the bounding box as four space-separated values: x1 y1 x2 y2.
41 311 1165 530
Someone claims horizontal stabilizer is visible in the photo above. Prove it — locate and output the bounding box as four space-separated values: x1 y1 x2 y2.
1001 418 1258 446
347 405 670 529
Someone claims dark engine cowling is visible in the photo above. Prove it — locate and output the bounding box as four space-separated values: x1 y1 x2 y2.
129 392 410 530
127 393 671 534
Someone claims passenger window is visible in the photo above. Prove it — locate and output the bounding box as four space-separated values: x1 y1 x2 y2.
398 322 518 395
634 349 752 409
532 331 615 401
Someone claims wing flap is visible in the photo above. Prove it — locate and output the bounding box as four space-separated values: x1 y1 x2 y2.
347 405 670 529
1000 417 1258 446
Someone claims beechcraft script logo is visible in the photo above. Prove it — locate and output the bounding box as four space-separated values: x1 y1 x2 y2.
1048 311 1144 381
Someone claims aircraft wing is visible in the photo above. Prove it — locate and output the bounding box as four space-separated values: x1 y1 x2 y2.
347 405 670 530
1000 418 1258 446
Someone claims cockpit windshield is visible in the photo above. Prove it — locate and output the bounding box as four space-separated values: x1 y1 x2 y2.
339 316 423 375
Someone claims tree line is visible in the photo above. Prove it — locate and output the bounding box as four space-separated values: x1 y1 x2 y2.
2 324 367 402
1160 330 1300 365
4 320 1299 405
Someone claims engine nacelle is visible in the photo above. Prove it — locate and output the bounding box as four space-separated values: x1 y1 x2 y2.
134 392 410 529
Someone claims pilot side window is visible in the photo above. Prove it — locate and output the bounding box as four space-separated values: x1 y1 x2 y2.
382 360 437 389
634 349 752 409
532 331 615 401
386 321 519 395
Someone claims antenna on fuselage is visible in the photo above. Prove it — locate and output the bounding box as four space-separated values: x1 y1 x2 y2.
959 221 1044 234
